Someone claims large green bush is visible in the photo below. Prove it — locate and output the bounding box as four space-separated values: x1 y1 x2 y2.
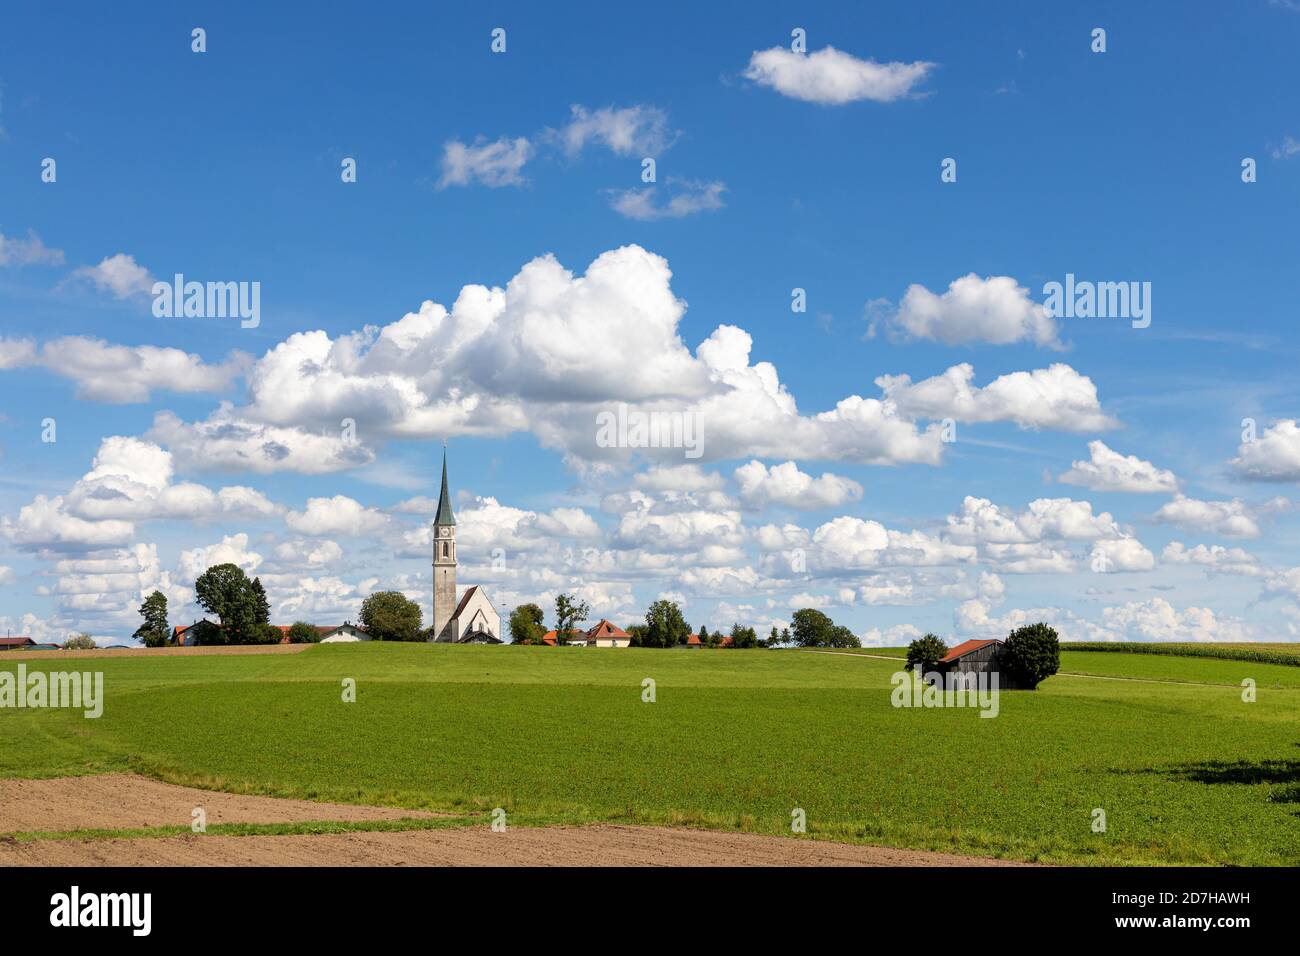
1001 623 1061 689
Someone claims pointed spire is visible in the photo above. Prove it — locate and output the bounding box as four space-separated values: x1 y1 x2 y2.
434 445 456 526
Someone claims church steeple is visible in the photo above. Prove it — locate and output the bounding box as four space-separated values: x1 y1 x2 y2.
434 446 456 527
431 444 458 642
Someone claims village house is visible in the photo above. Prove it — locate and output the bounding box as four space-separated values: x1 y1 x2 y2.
0 637 37 651
540 620 632 647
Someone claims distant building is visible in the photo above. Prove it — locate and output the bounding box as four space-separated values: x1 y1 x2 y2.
584 620 631 647
933 638 1025 689
318 623 370 644
539 620 631 647
172 621 217 646
0 637 36 651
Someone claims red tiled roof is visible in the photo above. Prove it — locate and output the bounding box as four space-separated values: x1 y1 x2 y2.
685 633 701 645
938 638 1001 663
0 637 35 647
587 619 628 640
542 628 587 645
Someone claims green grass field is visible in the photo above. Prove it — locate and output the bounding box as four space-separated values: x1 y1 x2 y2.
3 644 1298 865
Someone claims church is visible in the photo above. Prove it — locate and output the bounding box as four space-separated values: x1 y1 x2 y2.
431 450 503 644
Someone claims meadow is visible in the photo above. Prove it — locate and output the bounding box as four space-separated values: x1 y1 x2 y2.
2 644 1297 865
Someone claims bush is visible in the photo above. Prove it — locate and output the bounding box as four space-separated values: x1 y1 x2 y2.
286 621 320 644
906 634 949 671
62 633 97 650
1001 623 1060 689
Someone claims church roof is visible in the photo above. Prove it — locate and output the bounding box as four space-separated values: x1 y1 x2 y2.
451 585 481 621
434 449 456 526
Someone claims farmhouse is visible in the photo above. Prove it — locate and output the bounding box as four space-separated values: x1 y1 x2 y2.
934 638 1026 690
319 623 369 643
430 450 502 644
0 637 36 651
585 620 631 647
172 621 213 645
540 620 631 647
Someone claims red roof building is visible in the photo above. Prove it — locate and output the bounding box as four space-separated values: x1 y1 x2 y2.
939 638 1002 663
0 637 36 649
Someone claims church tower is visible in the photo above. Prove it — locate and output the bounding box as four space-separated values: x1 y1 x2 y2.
431 447 457 642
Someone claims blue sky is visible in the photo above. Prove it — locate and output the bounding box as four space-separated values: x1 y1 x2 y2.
2 1 1300 644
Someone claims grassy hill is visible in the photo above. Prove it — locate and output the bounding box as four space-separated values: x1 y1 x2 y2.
3 643 1298 865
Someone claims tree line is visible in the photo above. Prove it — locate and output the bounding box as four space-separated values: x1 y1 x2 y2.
508 598 864 650
132 563 432 646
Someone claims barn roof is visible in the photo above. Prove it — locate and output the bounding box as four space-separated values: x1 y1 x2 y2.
0 636 35 647
939 638 1002 663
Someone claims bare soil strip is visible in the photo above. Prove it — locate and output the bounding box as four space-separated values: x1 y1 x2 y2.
0 644 308 662
0 775 440 833
0 824 1031 867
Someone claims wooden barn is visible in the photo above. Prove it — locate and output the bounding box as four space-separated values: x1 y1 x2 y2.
934 638 1027 690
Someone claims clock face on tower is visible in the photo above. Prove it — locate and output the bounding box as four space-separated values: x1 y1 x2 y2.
438 527 449 537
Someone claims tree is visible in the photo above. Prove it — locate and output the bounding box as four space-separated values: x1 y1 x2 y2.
286 621 320 644
360 591 423 641
697 625 709 645
251 577 271 625
767 626 780 648
790 608 835 647
62 632 96 650
644 599 690 648
728 623 758 649
626 624 648 647
508 603 547 645
828 625 861 649
906 633 949 671
194 563 260 644
554 593 590 645
132 590 170 648
1001 623 1060 689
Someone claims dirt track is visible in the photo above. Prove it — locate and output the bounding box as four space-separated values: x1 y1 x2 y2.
0 775 440 832
0 644 308 661
0 824 1030 867
0 774 1033 867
